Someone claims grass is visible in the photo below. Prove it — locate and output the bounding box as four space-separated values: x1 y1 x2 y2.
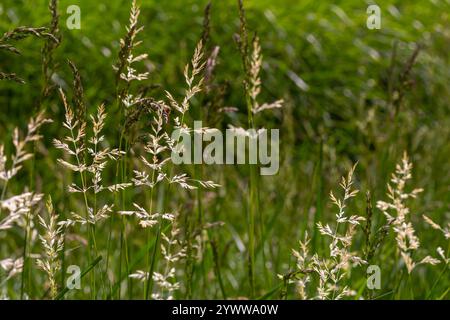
0 0 448 300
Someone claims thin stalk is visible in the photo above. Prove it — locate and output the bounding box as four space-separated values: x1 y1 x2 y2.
144 170 156 299
110 106 127 298
194 163 208 297
312 141 324 252
56 256 102 300
123 141 132 298
237 0 259 296
68 125 95 298
145 219 161 299
408 273 414 299
210 238 227 299
20 210 31 299
184 198 195 298
105 209 115 298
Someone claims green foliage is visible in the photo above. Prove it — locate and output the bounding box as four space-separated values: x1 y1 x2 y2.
0 0 448 300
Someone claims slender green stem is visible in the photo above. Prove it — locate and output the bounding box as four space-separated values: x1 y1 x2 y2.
20 210 30 299
68 126 96 298
144 170 156 299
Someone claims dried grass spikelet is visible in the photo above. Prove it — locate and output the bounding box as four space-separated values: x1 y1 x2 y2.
422 215 450 265
235 1 283 116
248 36 284 114
423 215 450 240
0 110 46 285
119 202 175 229
36 196 64 299
0 111 52 184
284 164 366 300
114 0 148 89
377 152 440 273
166 40 206 117
54 89 130 226
151 221 187 300
0 111 51 230
113 0 151 143
289 232 313 299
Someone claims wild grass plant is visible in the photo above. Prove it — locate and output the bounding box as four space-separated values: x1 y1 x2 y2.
0 0 448 300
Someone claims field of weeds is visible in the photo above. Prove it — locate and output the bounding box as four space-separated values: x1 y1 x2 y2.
0 0 449 300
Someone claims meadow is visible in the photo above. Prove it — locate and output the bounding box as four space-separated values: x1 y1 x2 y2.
0 0 449 300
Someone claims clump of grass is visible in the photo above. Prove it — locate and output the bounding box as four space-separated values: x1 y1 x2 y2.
284 165 366 299
54 91 129 226
122 40 219 299
235 0 284 297
111 0 150 297
247 37 284 115
282 153 448 300
0 112 51 293
0 0 448 301
54 89 129 298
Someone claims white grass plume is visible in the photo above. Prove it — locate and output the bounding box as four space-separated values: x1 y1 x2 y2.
36 196 64 299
